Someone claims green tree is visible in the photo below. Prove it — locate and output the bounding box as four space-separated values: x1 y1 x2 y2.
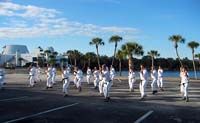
169 35 185 67
116 50 125 76
71 50 82 67
66 50 73 65
121 42 144 69
59 58 67 67
84 52 97 67
147 50 160 68
109 35 123 66
195 53 200 64
188 41 199 79
52 51 58 57
89 37 105 67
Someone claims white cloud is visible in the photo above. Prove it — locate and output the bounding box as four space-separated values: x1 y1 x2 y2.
0 1 139 39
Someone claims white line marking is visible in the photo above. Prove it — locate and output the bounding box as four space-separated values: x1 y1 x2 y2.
134 110 154 123
3 103 79 123
0 96 28 102
117 78 122 82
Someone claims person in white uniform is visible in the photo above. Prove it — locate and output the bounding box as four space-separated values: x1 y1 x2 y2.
29 64 36 87
128 67 136 92
98 66 104 94
75 66 83 92
102 64 112 102
62 66 71 97
73 67 78 88
151 66 158 94
139 65 148 100
66 65 71 82
0 65 5 90
93 67 99 89
36 65 42 82
180 67 189 102
52 65 57 84
157 66 164 91
110 65 115 82
46 64 53 89
86 67 92 85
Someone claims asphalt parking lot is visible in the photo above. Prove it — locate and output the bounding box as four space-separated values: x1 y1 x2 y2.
0 73 200 123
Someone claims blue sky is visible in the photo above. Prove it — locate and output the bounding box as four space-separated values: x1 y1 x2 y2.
0 0 199 59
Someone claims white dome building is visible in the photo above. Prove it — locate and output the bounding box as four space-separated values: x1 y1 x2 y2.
2 45 29 55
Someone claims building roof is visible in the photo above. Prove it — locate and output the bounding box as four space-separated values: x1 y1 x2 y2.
2 45 29 55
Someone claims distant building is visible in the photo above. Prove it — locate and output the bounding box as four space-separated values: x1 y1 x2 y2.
0 45 67 67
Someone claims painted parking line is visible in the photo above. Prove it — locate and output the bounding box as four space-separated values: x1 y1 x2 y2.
117 78 122 82
0 96 28 102
3 102 79 123
134 110 154 123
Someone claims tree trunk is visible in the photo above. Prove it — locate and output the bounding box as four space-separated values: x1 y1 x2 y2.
88 58 91 67
192 52 197 79
175 47 183 67
112 44 117 66
69 57 72 66
151 56 154 68
82 60 86 70
96 45 100 68
198 57 200 64
119 59 122 76
74 59 77 67
128 56 133 69
61 61 63 67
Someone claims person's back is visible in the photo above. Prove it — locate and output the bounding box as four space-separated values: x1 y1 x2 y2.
151 69 157 79
140 68 148 81
87 68 92 75
52 67 56 74
29 67 35 76
102 70 110 82
158 68 163 77
76 69 83 78
47 67 52 76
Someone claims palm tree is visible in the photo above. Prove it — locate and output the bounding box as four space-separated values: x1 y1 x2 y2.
52 51 58 57
121 42 144 69
116 50 125 76
89 37 105 67
59 58 67 67
39 53 45 67
109 35 123 66
169 35 185 67
66 50 73 65
84 52 97 67
195 53 200 64
71 50 82 67
188 41 199 79
147 50 160 68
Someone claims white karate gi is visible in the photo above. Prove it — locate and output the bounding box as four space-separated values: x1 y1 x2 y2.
157 68 163 88
139 69 148 98
46 67 52 87
102 70 112 98
86 68 92 84
63 69 70 94
128 70 136 91
52 67 57 84
151 70 157 91
93 70 99 87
